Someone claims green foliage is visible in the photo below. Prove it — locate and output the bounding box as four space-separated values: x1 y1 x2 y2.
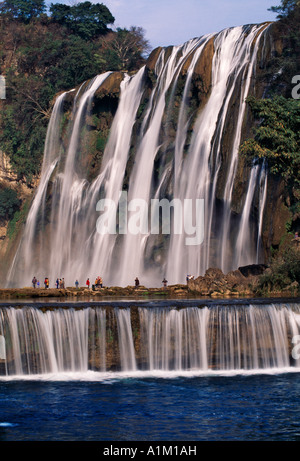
96 134 107 151
257 246 300 293
240 96 300 187
0 0 46 21
240 94 300 237
6 198 31 240
0 1 149 186
49 1 115 40
0 82 47 182
0 188 21 220
269 0 300 17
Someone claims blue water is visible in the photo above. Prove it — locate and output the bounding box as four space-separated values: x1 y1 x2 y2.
0 370 299 441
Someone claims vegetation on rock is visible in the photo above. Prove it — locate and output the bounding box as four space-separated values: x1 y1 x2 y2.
240 96 300 229
256 246 300 295
0 187 21 221
0 0 150 183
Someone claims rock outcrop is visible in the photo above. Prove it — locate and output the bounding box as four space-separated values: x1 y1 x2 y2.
187 265 268 297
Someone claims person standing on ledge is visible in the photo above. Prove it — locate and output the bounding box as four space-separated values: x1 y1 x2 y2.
32 276 37 288
162 278 168 289
86 278 90 289
135 277 140 288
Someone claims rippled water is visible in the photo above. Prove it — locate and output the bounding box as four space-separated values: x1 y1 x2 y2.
0 370 299 441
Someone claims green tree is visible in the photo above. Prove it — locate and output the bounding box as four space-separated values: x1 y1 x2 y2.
240 95 300 228
257 246 300 294
0 1 149 186
0 187 21 220
0 16 103 182
50 1 115 39
0 0 46 21
240 96 300 180
269 0 300 17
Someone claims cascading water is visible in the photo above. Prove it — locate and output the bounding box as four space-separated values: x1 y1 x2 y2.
7 23 272 288
0 302 299 376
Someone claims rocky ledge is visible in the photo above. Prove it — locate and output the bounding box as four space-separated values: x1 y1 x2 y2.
188 264 299 298
0 285 190 300
0 264 298 300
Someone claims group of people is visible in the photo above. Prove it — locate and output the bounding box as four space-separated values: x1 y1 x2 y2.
31 276 72 289
56 278 65 289
31 277 51 289
31 274 196 290
94 276 103 288
85 276 104 289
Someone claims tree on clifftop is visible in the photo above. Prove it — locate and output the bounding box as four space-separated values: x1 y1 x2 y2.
97 26 151 71
0 0 150 184
269 0 300 17
50 1 115 39
0 0 46 21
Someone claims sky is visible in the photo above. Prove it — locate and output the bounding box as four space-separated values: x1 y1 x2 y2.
48 0 277 50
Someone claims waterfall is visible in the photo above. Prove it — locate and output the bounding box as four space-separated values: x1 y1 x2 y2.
256 161 268 263
7 23 273 288
0 302 299 376
165 24 269 281
139 303 300 371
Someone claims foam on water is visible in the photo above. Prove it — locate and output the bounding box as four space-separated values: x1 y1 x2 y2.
0 366 299 383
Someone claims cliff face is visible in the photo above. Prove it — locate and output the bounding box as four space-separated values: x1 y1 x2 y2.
0 151 37 283
0 22 293 287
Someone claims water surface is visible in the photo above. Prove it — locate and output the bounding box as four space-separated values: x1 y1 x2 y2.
0 370 299 441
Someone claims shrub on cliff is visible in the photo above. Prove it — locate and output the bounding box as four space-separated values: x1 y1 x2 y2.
257 246 300 294
0 187 21 221
240 96 300 231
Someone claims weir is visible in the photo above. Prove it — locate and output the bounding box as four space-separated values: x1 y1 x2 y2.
7 23 274 289
0 301 299 376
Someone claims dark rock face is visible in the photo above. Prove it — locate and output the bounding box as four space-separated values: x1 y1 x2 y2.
238 264 268 277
